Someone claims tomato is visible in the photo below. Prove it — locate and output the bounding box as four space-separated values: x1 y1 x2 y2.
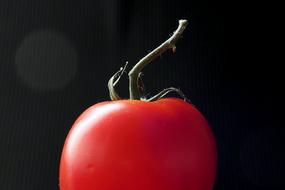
60 19 217 189
59 98 217 190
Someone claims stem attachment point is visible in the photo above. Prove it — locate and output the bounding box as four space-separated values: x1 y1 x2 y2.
146 87 191 103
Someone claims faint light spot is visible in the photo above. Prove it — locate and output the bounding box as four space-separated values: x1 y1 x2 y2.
15 30 78 90
240 128 285 187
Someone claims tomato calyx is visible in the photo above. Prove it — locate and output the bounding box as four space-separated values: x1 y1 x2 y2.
108 19 190 102
108 61 129 101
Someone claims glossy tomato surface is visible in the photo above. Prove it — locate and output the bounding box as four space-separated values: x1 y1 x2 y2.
60 98 217 190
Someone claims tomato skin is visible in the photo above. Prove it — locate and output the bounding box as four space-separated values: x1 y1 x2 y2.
60 98 217 190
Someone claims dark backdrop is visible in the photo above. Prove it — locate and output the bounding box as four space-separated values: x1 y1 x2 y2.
0 0 283 190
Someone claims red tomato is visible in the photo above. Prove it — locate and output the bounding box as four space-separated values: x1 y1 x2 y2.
59 98 217 190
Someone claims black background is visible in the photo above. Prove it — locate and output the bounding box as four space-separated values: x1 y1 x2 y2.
0 0 283 190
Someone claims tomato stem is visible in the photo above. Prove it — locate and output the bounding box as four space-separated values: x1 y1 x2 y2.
128 20 188 100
